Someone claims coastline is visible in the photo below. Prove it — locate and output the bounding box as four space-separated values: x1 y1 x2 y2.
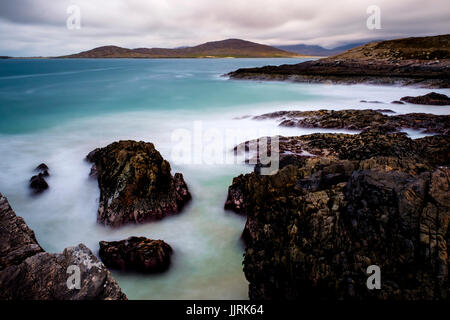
0 56 449 300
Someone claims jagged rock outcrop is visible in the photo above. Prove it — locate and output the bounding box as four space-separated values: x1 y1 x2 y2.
400 92 450 105
0 195 44 269
251 109 450 135
0 193 127 300
99 237 173 273
226 132 450 300
86 140 191 227
234 131 449 170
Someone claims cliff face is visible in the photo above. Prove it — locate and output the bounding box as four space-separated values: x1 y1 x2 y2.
228 35 450 88
0 194 127 300
226 132 450 300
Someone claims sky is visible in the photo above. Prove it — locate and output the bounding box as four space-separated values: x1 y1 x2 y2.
0 0 449 56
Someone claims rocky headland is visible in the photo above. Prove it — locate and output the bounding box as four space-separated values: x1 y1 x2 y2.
0 193 127 300
86 140 191 227
227 35 450 88
227 113 450 299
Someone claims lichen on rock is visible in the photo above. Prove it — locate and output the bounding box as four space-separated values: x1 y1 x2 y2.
226 131 450 300
86 140 191 227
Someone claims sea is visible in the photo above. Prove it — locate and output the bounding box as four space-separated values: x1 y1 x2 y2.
0 58 448 299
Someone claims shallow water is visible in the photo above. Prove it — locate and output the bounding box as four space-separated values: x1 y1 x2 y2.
0 58 448 299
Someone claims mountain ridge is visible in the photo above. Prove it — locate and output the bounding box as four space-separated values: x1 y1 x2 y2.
61 39 304 59
276 42 371 57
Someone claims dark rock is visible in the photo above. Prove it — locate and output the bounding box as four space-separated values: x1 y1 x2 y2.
0 194 43 270
391 100 404 104
360 100 382 104
400 92 450 105
86 140 191 227
374 109 396 113
0 193 127 300
35 163 49 177
29 173 49 194
99 237 172 273
226 131 450 300
251 109 450 135
235 132 449 169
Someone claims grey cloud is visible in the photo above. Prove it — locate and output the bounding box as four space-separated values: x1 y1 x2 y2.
0 0 448 56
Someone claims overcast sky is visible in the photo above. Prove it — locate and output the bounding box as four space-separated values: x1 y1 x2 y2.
0 0 448 56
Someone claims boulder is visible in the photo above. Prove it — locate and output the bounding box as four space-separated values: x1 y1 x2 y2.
29 163 50 194
400 92 450 105
29 173 49 194
99 236 172 273
0 193 127 300
86 140 191 227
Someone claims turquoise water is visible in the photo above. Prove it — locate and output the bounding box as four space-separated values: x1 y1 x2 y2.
0 58 448 299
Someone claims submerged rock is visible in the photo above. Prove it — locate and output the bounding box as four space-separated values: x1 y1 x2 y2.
29 173 49 194
226 132 450 300
0 193 127 300
29 163 50 194
99 237 173 273
86 140 191 227
35 163 50 176
400 92 450 105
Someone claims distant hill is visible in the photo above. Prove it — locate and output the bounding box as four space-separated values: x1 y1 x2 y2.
330 34 450 61
61 39 302 58
276 42 369 56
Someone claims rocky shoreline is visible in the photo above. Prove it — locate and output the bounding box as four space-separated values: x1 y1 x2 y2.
251 109 450 135
0 193 127 300
0 140 192 299
227 35 450 88
226 109 450 299
1 111 448 300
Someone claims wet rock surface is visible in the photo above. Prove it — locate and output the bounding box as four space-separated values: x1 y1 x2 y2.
252 109 450 135
99 236 173 273
0 193 127 300
35 163 49 176
226 131 450 300
400 92 450 105
29 163 50 194
86 140 191 227
29 174 48 194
